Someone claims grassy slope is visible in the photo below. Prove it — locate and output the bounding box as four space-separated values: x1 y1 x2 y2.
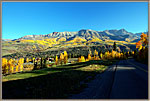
2 39 136 57
2 60 117 99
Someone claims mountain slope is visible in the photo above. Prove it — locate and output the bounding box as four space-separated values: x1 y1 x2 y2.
2 29 147 57
15 29 144 42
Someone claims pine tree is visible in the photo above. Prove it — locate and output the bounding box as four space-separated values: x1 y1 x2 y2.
113 42 117 51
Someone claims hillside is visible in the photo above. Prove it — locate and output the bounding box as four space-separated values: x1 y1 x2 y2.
2 29 147 58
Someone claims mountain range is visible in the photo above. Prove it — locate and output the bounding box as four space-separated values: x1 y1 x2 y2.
2 29 147 57
14 29 147 42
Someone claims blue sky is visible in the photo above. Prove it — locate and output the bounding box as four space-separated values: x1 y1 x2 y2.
2 2 148 39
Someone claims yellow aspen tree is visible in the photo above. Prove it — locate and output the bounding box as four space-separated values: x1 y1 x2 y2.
2 58 7 67
99 53 103 59
33 57 35 63
89 50 92 55
136 40 143 51
85 58 89 61
88 53 91 60
2 58 8 74
64 51 68 64
127 51 129 55
64 51 68 57
16 65 19 73
140 33 147 42
15 60 18 64
18 58 24 72
78 57 81 62
20 64 24 72
118 53 121 59
22 58 24 64
60 53 64 65
80 56 85 62
5 65 9 74
10 64 14 73
104 52 108 59
94 50 98 56
95 56 100 60
132 51 134 55
60 53 64 60
7 59 13 74
18 63 21 72
26 58 29 63
29 58 32 62
138 44 143 51
11 59 15 73
111 50 115 59
55 56 58 65
94 50 98 60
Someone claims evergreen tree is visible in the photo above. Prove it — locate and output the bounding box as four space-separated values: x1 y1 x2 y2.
113 42 117 51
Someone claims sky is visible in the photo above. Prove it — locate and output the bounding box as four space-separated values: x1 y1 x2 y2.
2 2 148 39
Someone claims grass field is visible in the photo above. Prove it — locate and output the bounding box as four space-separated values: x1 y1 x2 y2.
2 60 117 99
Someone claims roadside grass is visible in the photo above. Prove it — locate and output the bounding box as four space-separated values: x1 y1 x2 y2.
2 69 60 82
2 59 117 99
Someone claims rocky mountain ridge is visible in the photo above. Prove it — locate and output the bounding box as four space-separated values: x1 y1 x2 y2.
6 29 147 42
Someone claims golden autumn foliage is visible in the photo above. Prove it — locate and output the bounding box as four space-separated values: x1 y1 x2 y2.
19 58 24 64
78 57 81 62
32 57 35 63
94 50 98 56
111 50 116 58
78 56 86 62
55 56 58 65
104 51 108 59
67 37 87 43
88 38 102 42
135 33 148 63
58 51 68 64
17 58 24 72
88 53 91 60
2 58 7 68
60 53 64 61
20 38 61 50
94 50 99 60
100 50 125 60
136 33 148 51
2 58 8 74
140 33 147 42
80 56 85 62
26 58 29 63
100 53 103 59
63 51 68 64
94 56 100 60
2 58 25 75
85 58 89 61
136 41 142 49
132 51 134 55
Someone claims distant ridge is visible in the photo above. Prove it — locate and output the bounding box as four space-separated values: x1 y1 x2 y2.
3 29 147 42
